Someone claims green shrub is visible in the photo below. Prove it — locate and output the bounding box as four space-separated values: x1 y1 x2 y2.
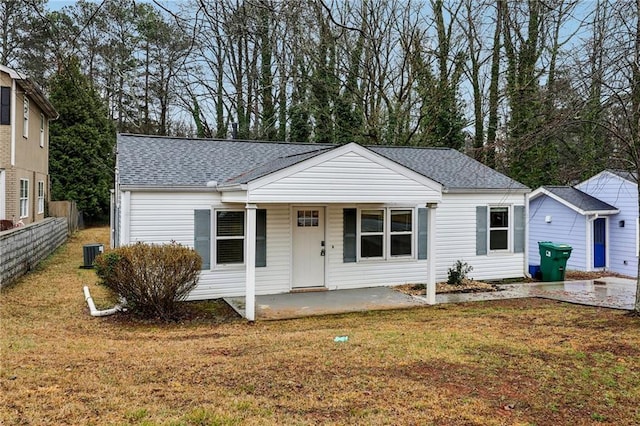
447 260 473 285
95 242 202 321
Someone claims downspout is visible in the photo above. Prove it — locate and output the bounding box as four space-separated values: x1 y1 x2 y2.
83 286 125 317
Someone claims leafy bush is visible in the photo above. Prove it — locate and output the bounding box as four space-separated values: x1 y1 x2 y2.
447 260 473 285
95 242 202 321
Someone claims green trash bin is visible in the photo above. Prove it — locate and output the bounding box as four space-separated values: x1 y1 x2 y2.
538 242 572 282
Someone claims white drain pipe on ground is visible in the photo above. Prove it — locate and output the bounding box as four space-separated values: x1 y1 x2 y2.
83 286 125 317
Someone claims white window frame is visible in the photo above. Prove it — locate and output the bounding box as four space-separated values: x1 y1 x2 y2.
359 208 385 259
37 181 45 214
23 97 29 138
214 209 245 266
357 207 415 261
19 179 29 218
39 113 45 147
488 205 511 252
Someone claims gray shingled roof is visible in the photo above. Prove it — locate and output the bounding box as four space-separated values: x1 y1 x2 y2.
117 134 528 191
542 186 618 212
369 146 527 190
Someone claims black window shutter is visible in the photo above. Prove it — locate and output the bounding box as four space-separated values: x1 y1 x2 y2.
1 87 10 125
256 209 267 267
343 208 357 263
194 209 211 269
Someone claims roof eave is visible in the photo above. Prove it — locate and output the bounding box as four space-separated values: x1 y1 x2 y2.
216 183 248 191
119 184 217 192
584 209 620 216
16 78 58 119
444 187 530 194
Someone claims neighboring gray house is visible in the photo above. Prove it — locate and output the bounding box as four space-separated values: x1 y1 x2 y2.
113 134 530 320
529 170 638 277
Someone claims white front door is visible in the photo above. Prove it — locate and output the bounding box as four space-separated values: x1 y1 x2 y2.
292 207 325 288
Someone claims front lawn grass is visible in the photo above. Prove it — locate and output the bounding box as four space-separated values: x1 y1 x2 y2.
1 227 640 425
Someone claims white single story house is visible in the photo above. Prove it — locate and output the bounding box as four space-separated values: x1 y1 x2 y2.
113 134 530 320
529 170 638 276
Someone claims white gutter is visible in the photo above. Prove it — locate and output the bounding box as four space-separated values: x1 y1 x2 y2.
83 286 125 317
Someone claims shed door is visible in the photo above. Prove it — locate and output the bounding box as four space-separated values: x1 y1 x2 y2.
593 218 606 268
292 207 325 288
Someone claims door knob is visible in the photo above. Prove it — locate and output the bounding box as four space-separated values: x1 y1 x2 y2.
320 248 325 256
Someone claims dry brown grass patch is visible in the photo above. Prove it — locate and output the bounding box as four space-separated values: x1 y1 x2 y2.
2 227 640 425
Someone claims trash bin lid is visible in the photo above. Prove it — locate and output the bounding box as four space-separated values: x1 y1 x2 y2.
538 241 572 250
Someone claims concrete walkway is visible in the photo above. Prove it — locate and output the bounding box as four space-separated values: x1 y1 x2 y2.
225 277 638 320
432 276 637 311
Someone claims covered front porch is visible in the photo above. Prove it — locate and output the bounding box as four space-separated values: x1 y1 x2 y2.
214 143 444 320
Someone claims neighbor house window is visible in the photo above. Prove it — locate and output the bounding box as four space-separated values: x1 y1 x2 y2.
359 208 414 259
489 207 509 250
19 179 29 218
216 210 245 264
39 113 45 147
23 97 29 138
37 181 45 214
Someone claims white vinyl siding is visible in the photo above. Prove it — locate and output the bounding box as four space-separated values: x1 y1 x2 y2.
19 179 28 218
248 150 442 204
438 193 526 281
127 192 291 299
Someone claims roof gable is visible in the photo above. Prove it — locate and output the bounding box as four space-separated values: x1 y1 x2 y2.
579 169 638 188
529 186 619 215
244 143 443 203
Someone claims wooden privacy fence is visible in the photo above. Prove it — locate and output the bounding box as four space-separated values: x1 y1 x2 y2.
49 201 78 235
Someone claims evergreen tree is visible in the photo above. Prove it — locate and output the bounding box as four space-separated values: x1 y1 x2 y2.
49 57 115 223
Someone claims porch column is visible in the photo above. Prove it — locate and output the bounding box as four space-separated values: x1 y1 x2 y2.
245 203 257 321
426 202 438 304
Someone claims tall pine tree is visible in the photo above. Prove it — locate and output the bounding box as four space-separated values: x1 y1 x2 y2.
49 57 115 223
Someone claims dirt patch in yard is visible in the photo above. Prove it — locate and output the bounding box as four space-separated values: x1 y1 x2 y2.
395 279 499 296
564 270 635 281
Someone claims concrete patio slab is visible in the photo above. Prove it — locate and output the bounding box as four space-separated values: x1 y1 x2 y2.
524 277 637 310
225 286 427 320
